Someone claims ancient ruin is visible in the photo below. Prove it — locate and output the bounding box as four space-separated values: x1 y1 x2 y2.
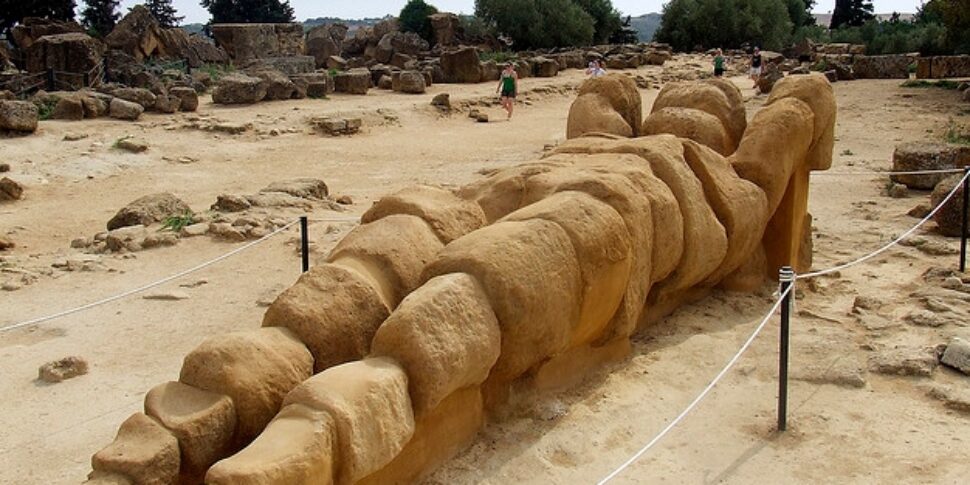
82 73 836 484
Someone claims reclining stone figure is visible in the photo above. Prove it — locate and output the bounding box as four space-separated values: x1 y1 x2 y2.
85 73 836 485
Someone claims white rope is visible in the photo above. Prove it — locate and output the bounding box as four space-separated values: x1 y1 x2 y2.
798 169 970 280
597 285 793 485
0 220 299 334
816 168 966 176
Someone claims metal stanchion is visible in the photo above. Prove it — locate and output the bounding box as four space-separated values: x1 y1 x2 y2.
300 216 309 273
778 266 794 432
961 168 969 273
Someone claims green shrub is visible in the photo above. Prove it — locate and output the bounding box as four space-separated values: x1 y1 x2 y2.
36 98 58 121
160 211 196 233
901 79 960 89
400 0 439 44
475 0 596 49
479 51 517 63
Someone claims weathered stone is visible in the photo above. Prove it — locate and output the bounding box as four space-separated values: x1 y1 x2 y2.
532 56 559 77
250 69 298 100
52 95 84 120
109 98 144 121
144 381 237 480
179 327 313 444
212 73 267 104
261 178 328 199
371 273 500 415
168 87 198 111
264 261 391 372
26 32 103 75
941 338 970 375
891 141 970 190
0 177 24 201
870 347 939 376
211 194 251 212
441 47 482 83
852 54 911 79
931 174 970 237
283 358 414 485
38 356 89 383
430 12 461 47
333 68 371 95
107 193 191 230
92 413 180 485
431 93 450 110
395 70 426 94
210 23 305 62
0 100 39 132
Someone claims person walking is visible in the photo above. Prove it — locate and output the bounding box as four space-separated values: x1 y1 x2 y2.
750 47 763 88
586 59 607 78
713 49 726 77
496 62 519 120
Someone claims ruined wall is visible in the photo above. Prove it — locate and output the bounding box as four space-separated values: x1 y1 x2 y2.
84 74 836 485
210 23 305 62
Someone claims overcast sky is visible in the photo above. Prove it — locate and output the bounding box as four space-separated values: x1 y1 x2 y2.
121 0 924 25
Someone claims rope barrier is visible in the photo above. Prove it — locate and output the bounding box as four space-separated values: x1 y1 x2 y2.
815 168 966 176
597 284 793 484
797 169 970 280
0 219 299 334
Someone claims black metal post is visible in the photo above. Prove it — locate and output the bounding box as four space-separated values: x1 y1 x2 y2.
46 68 55 91
778 266 794 432
961 168 969 273
300 216 309 273
83 72 89 88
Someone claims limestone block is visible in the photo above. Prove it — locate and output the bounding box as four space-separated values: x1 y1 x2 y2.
361 185 487 244
91 413 180 485
144 381 236 480
263 263 390 373
284 358 414 485
327 215 443 309
179 327 313 443
371 273 500 414
206 404 336 485
502 191 633 346
423 220 583 379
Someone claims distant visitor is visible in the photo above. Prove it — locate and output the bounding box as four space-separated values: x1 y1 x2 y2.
496 62 519 120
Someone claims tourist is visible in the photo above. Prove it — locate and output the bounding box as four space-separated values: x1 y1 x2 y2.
496 62 519 120
586 60 607 78
713 49 726 77
750 47 763 88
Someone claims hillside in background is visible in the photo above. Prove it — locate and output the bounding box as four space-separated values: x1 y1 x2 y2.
629 13 662 42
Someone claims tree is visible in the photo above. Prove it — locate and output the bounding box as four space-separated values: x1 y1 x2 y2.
830 0 874 29
143 0 184 28
399 0 438 44
1 0 77 39
475 0 595 49
655 0 794 51
920 0 970 53
81 0 121 37
201 0 295 24
573 0 624 44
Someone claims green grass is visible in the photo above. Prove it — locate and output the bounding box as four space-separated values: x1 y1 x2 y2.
160 212 196 233
944 122 970 146
480 51 517 64
900 79 960 90
112 135 132 149
198 63 235 81
36 99 57 121
328 68 340 78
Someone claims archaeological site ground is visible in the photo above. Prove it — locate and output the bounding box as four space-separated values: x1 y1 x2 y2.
1 9 970 485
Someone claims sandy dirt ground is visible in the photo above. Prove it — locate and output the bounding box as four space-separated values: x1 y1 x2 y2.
1 59 968 484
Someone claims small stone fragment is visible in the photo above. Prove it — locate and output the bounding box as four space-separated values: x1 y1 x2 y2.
38 356 89 383
336 195 353 205
0 177 24 201
941 338 970 375
115 138 148 153
143 291 190 301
